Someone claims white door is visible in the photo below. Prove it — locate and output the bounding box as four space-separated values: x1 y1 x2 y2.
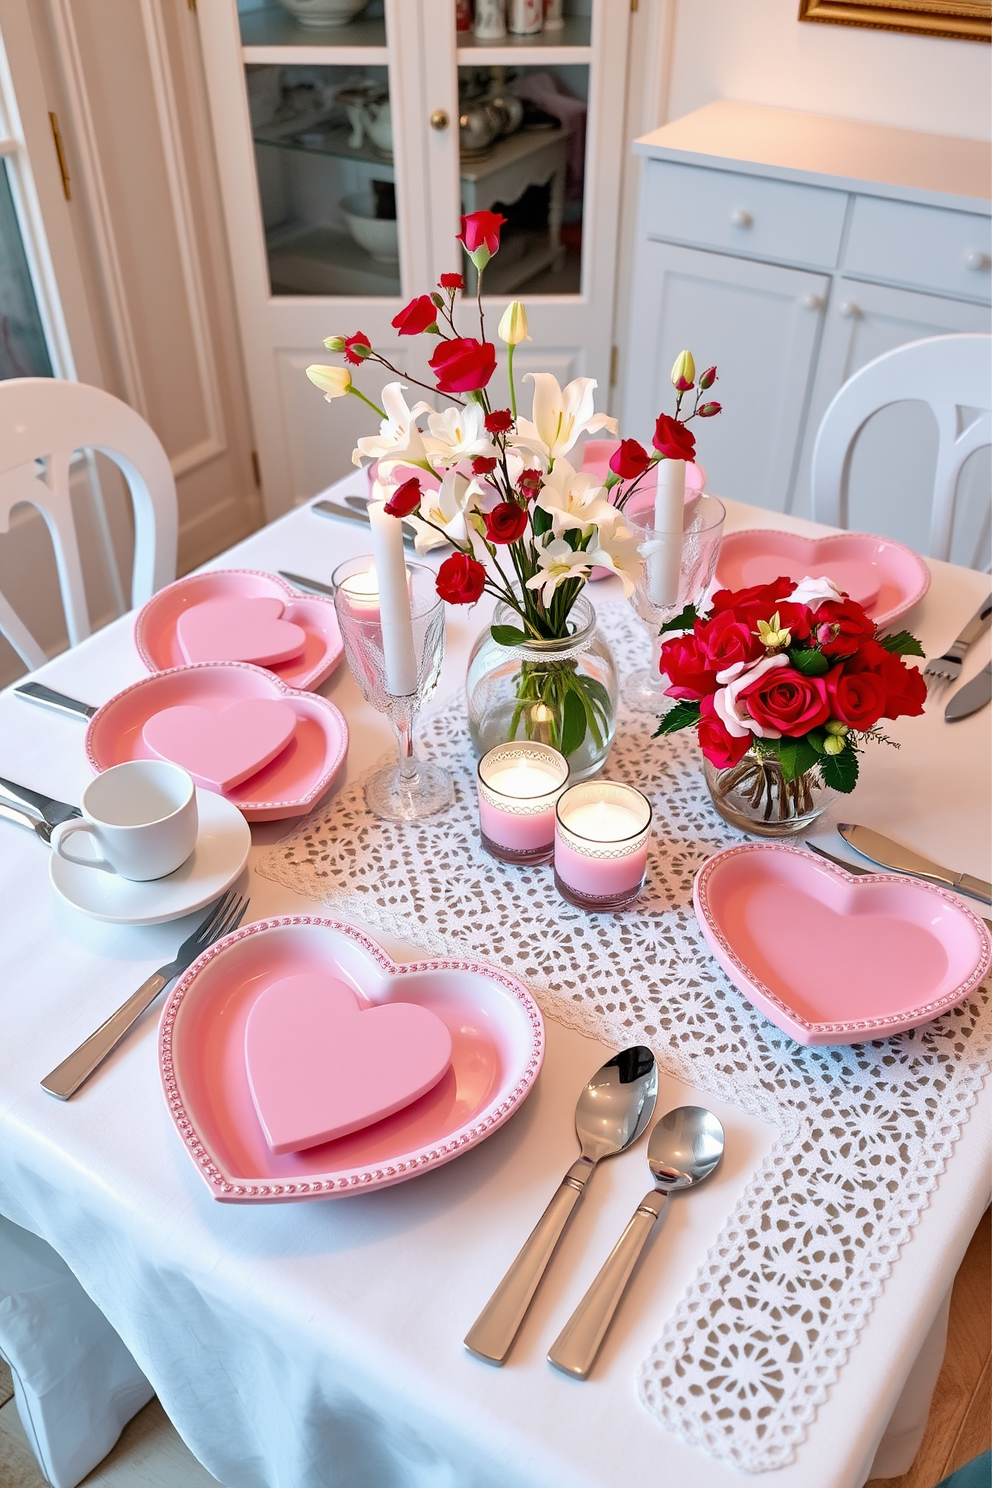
794 277 991 565
198 0 630 520
622 239 828 513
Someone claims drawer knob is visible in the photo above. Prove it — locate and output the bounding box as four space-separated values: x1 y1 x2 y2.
801 292 823 311
729 208 753 229
838 300 859 319
965 249 990 272
430 109 449 131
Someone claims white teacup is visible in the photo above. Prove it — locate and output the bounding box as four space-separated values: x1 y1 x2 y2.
52 761 198 881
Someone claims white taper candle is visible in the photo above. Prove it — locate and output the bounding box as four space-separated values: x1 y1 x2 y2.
368 500 418 695
649 458 685 607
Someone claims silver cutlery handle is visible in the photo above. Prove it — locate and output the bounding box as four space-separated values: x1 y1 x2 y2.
958 594 992 649
40 973 169 1100
548 1189 667 1380
14 681 96 719
959 874 992 905
465 1161 592 1364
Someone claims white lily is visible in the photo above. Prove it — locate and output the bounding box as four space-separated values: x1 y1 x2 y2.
354 382 433 472
712 653 789 739
586 522 642 598
524 537 594 606
422 403 494 471
406 470 483 554
514 374 617 463
534 457 618 538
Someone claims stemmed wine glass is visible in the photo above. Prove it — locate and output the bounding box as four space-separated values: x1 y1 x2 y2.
332 557 453 822
623 493 726 714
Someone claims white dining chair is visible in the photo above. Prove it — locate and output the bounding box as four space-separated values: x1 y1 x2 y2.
810 333 992 567
0 378 177 670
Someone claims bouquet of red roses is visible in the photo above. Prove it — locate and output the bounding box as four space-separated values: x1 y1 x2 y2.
655 574 927 796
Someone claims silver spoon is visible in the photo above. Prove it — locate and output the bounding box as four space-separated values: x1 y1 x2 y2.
548 1104 725 1380
464 1046 658 1366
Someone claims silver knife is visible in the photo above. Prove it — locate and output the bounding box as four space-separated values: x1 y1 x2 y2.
278 570 337 598
0 800 54 843
945 661 992 723
13 681 97 719
0 775 81 827
310 499 433 551
807 841 992 934
839 823 992 905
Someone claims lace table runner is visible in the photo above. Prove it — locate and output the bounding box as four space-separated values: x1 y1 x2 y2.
258 603 992 1473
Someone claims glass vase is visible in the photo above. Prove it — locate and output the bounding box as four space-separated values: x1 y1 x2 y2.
466 596 618 782
703 750 835 837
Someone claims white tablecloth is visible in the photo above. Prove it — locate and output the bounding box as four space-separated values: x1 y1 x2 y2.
0 473 989 1488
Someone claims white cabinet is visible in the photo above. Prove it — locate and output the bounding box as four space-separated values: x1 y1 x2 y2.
623 103 992 559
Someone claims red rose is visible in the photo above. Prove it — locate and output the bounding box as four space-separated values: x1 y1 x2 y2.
813 598 876 658
342 332 371 366
517 468 543 499
698 402 721 418
383 475 422 518
458 210 506 257
826 667 886 731
698 694 751 770
661 631 717 700
472 456 497 475
484 502 528 545
652 414 696 461
873 650 927 720
697 609 762 673
439 272 464 290
485 408 513 434
391 295 438 336
698 365 717 391
740 666 830 736
436 552 486 605
710 578 794 613
429 337 496 393
609 439 651 480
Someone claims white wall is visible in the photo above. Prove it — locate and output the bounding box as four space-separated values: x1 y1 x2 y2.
662 0 991 141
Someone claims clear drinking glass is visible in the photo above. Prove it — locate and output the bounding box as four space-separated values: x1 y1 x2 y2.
332 556 452 822
623 492 726 714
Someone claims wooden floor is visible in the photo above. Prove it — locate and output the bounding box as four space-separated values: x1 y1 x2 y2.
0 1214 987 1488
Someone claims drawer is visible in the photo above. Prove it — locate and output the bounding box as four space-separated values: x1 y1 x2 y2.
642 159 847 268
845 196 991 302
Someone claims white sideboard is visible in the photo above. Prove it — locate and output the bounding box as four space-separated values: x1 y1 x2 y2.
622 103 991 566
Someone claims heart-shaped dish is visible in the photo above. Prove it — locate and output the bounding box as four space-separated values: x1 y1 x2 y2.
714 530 930 629
159 917 545 1202
135 570 343 692
86 663 348 821
694 843 990 1046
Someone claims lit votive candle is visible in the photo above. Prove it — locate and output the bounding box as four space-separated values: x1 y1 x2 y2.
554 781 652 911
477 744 569 865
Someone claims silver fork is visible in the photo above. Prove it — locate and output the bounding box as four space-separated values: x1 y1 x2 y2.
922 594 992 692
41 889 249 1100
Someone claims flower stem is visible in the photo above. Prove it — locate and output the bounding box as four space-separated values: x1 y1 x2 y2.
347 386 386 420
507 342 517 421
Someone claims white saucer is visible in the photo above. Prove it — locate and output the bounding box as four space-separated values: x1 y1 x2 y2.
49 789 251 925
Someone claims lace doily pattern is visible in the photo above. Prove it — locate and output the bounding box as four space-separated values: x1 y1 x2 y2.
258 603 992 1472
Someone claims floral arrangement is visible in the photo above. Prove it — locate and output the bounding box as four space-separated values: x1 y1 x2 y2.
306 210 720 758
655 575 927 805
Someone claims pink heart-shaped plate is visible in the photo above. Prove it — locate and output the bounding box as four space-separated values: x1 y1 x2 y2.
159 917 545 1202
87 662 348 821
143 698 299 792
694 843 990 1045
135 570 343 691
714 529 930 629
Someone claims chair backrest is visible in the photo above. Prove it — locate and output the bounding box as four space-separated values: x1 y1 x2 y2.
0 378 177 670
810 333 992 565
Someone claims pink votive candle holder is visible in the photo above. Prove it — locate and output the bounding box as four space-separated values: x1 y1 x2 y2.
477 743 569 865
554 781 652 911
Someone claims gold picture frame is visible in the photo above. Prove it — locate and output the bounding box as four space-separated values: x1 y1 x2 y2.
798 0 991 41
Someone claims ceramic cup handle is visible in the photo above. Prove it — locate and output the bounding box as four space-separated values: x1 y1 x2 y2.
51 819 116 874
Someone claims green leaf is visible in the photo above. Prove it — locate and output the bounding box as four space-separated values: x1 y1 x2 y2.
659 604 698 636
777 736 821 783
806 728 826 754
559 687 587 757
491 624 529 647
653 700 701 736
573 677 604 751
787 647 829 676
532 505 553 537
877 629 925 657
820 745 860 793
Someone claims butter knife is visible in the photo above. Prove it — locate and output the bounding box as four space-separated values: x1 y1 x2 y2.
14 681 97 719
278 570 337 598
945 661 992 723
839 823 991 905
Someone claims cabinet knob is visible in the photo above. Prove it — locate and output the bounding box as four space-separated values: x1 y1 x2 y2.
801 292 823 311
430 109 450 131
729 208 753 229
838 300 859 319
965 249 990 271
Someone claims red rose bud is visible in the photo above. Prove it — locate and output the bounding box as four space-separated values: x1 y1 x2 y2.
342 332 372 366
392 295 438 336
609 439 651 480
484 502 529 545
652 413 696 461
428 336 497 394
383 476 422 518
698 365 717 391
457 210 507 271
518 468 543 498
436 552 487 605
439 272 464 290
698 402 722 418
485 408 514 434
472 456 498 475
